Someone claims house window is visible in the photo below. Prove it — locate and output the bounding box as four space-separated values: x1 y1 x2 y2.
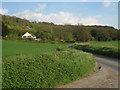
28 36 32 38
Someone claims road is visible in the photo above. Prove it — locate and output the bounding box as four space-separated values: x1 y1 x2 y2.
59 54 119 88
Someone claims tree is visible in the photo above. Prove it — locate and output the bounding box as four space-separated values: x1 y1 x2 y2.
2 22 9 37
74 29 94 42
2 14 119 42
91 29 111 41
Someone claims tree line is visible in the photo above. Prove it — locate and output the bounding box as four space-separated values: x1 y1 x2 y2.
1 14 120 42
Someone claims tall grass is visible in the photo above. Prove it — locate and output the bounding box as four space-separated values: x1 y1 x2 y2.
73 41 119 58
2 49 95 88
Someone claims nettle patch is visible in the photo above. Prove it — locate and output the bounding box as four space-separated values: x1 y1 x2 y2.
2 49 95 88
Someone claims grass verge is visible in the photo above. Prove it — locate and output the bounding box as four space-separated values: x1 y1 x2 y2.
2 49 95 88
72 41 119 58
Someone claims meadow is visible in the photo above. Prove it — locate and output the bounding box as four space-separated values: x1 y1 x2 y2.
2 40 70 58
73 41 119 58
2 40 95 88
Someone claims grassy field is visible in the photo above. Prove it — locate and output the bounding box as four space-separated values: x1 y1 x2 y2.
73 41 119 58
2 40 70 58
2 40 95 88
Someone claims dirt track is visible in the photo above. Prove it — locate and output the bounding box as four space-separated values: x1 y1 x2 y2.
59 54 119 88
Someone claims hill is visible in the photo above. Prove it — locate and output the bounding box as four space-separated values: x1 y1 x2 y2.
1 14 120 42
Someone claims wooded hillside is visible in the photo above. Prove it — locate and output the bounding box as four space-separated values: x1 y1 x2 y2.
1 14 120 42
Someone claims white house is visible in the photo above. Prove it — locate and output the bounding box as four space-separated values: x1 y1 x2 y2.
22 32 36 39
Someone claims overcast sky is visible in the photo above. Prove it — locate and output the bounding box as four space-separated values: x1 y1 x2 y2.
0 2 118 28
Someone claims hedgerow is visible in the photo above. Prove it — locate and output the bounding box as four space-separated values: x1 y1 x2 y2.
73 41 119 58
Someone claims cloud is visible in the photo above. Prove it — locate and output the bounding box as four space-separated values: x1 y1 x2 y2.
102 0 115 8
13 10 108 26
0 8 8 15
35 4 46 12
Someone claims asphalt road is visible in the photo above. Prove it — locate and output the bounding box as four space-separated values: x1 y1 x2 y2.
59 54 119 88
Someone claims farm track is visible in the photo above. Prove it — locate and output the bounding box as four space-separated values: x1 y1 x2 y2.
59 54 119 88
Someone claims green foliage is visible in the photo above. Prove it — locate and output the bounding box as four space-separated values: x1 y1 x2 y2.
91 29 111 41
73 41 119 58
74 29 94 42
2 22 9 37
2 41 95 88
2 14 119 42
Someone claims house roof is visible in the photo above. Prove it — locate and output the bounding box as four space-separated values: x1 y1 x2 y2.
22 32 34 37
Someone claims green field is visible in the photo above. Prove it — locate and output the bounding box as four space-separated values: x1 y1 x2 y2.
2 40 95 88
88 41 119 48
2 40 70 58
73 41 119 58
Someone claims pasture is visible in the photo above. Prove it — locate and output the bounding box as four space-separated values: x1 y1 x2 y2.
2 40 70 58
88 41 118 48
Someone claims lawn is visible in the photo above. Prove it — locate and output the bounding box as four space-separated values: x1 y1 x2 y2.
2 40 95 88
73 41 119 58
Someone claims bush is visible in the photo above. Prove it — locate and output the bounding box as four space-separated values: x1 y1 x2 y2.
2 49 95 88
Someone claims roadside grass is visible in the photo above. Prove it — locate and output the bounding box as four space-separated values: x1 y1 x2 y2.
73 41 119 58
2 48 95 88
